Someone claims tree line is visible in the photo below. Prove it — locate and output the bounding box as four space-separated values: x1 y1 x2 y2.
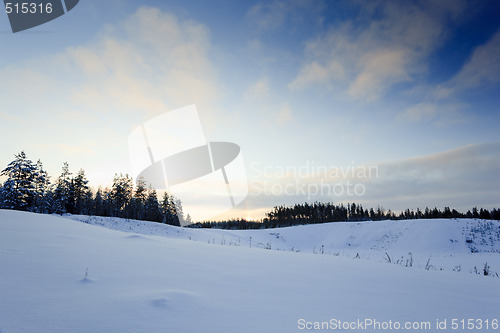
0 151 186 226
192 202 500 230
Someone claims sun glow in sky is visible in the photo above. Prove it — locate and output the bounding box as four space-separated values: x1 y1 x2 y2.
0 0 499 221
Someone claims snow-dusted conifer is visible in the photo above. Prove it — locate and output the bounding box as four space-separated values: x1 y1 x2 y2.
161 192 180 226
129 177 147 220
144 186 161 222
174 198 185 226
0 151 38 211
33 159 51 213
53 162 72 214
93 187 105 216
110 174 133 217
72 169 90 214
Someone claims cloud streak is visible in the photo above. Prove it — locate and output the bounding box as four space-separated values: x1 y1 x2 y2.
0 6 220 186
246 0 324 33
447 29 500 90
66 6 218 117
364 142 500 210
243 142 500 217
289 1 467 100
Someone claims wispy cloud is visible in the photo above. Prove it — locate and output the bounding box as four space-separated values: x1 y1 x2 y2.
0 6 220 184
242 142 500 216
396 27 500 124
396 102 468 125
241 142 500 211
447 29 500 90
288 60 345 90
397 103 438 122
347 48 411 101
246 0 288 32
246 0 324 33
274 103 292 126
244 76 270 100
363 142 500 210
289 1 467 100
66 6 218 117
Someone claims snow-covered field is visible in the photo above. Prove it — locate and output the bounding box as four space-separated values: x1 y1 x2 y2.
1 210 499 332
69 213 500 275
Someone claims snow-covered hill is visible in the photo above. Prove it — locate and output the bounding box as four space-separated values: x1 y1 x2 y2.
1 210 499 333
68 213 500 275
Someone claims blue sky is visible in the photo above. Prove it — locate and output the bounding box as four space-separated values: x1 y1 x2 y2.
1 0 499 220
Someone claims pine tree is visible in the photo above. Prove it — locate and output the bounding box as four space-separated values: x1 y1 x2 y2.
144 187 161 222
72 169 90 214
0 151 38 211
130 177 147 220
110 174 133 217
161 192 181 226
53 162 72 214
174 198 185 226
479 208 491 220
491 208 500 220
93 187 105 216
0 181 5 209
98 187 113 217
33 159 51 213
472 207 479 219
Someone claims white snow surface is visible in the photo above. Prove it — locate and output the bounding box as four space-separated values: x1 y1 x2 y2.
1 210 499 332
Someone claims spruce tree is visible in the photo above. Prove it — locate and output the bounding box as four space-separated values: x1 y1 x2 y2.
144 187 161 222
161 192 181 226
174 198 185 226
130 177 147 220
33 160 51 213
72 169 90 214
53 162 72 214
93 187 105 216
0 181 5 209
110 174 133 217
0 151 38 211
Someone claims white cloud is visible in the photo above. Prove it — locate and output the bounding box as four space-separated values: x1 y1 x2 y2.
64 6 218 117
246 0 324 33
246 0 288 32
245 76 270 100
363 142 500 210
398 103 437 122
274 103 292 126
289 1 467 100
0 6 220 185
448 29 500 89
0 6 218 120
396 102 467 125
243 142 500 214
348 48 410 100
288 60 344 90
